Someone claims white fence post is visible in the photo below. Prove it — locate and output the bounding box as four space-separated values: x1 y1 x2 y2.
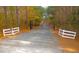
58 29 76 39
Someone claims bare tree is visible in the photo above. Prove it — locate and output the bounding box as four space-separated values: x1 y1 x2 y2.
3 6 8 28
16 6 20 27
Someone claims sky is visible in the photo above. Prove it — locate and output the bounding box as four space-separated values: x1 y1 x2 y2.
0 0 79 6
42 6 48 8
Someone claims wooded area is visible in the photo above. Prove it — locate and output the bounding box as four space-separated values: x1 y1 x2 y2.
47 6 79 37
0 6 79 38
0 6 44 37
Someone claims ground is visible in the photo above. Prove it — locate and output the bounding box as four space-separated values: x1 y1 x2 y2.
0 23 79 53
0 24 62 53
53 29 79 53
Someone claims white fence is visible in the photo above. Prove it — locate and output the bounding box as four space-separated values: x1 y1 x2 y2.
3 28 12 36
59 29 76 39
12 27 19 35
3 27 20 36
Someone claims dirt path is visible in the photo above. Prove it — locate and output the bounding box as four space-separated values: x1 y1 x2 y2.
0 24 62 53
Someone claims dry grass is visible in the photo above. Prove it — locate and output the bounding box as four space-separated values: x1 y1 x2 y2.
52 29 79 53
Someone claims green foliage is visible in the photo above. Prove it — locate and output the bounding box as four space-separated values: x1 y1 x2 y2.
67 10 79 33
0 6 44 34
47 6 79 34
27 6 44 27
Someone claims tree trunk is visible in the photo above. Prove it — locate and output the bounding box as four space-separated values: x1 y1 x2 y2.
3 6 7 28
16 6 20 27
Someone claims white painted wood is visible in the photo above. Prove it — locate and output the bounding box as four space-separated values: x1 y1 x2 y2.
3 27 20 36
3 28 12 36
59 29 76 39
12 27 19 35
62 35 75 39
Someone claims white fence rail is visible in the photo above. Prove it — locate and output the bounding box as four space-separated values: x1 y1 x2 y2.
3 27 20 36
3 28 12 36
12 27 19 35
59 29 76 39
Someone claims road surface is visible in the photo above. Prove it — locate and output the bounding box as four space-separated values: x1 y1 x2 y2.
0 24 62 53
